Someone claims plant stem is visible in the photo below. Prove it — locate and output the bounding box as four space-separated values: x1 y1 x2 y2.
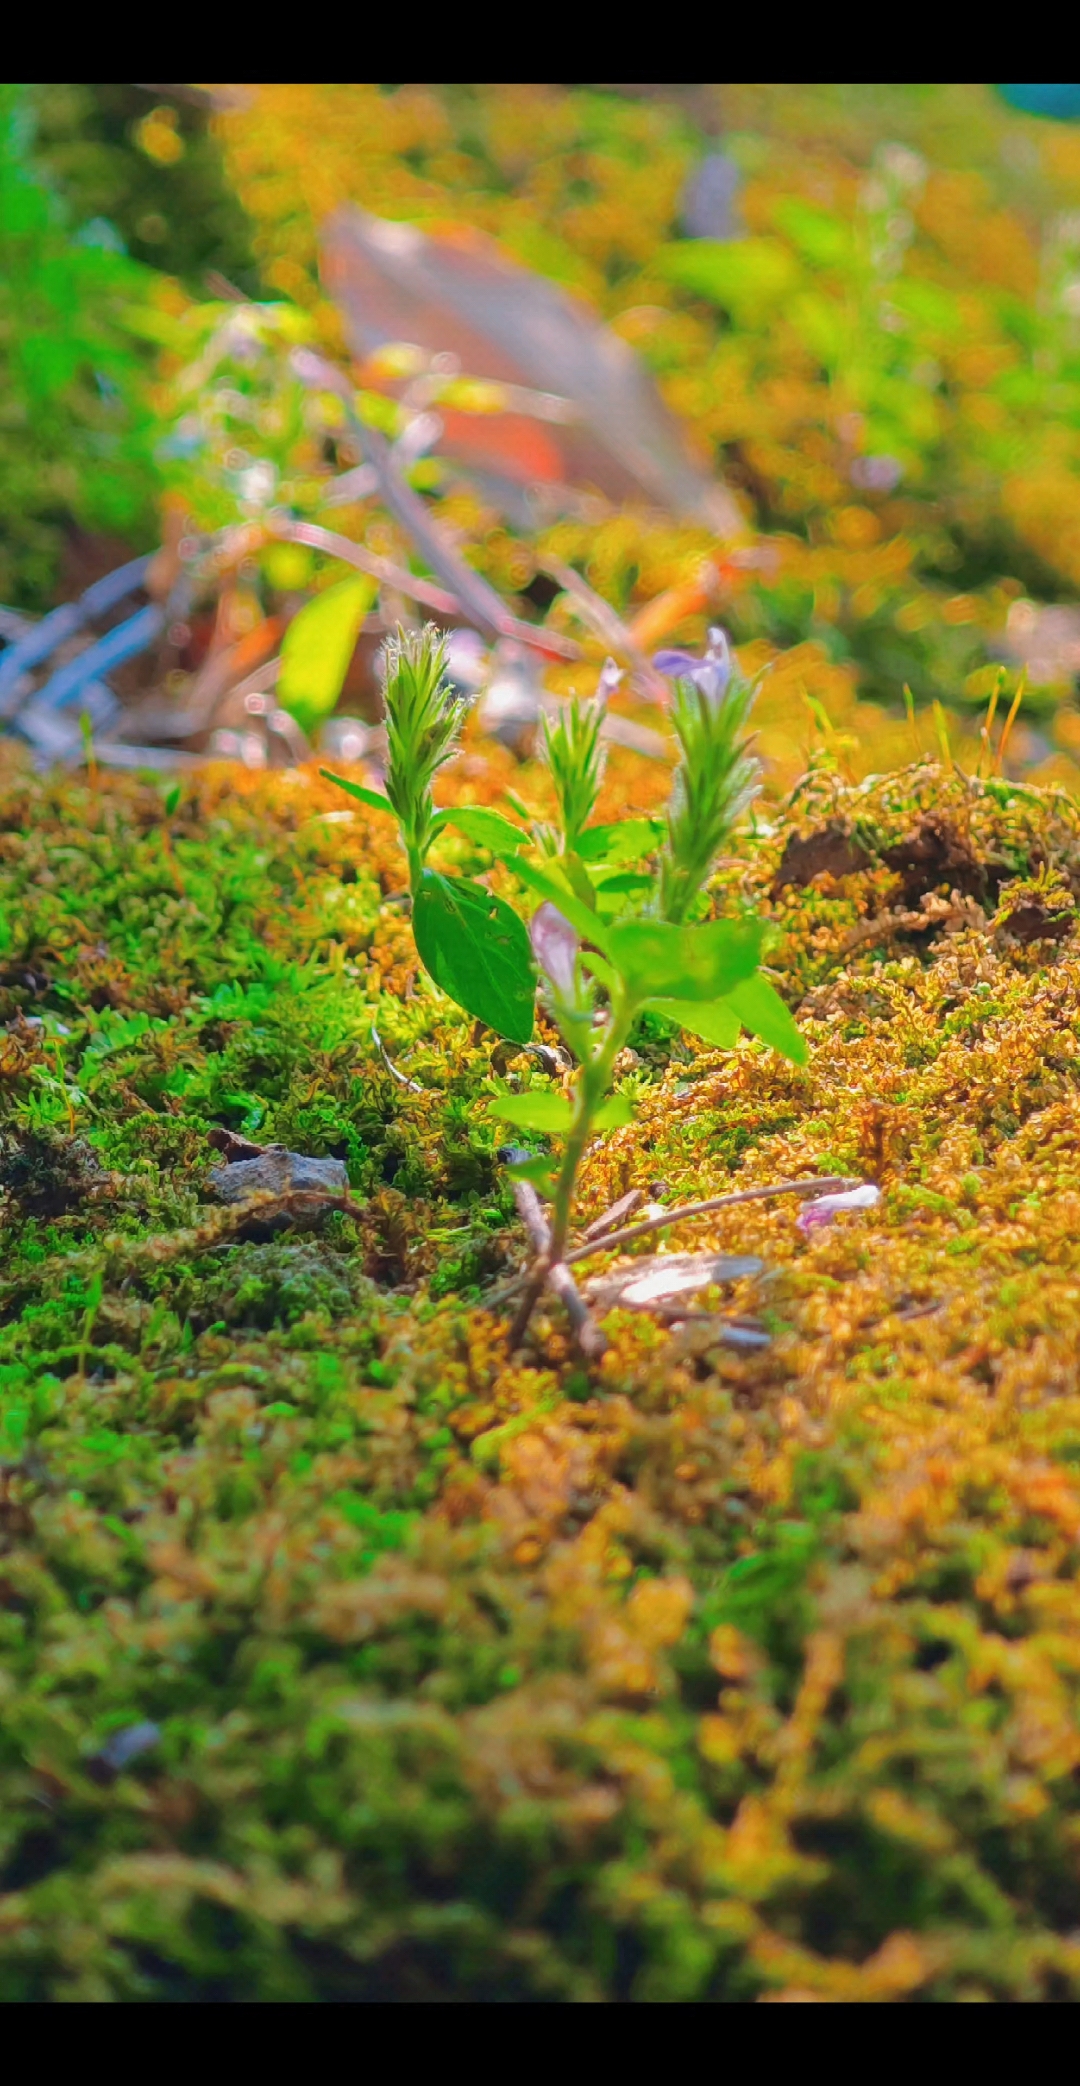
547 987 638 1264
406 839 425 897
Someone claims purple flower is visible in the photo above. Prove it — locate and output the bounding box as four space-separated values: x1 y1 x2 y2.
652 626 732 705
530 902 579 997
797 1183 881 1234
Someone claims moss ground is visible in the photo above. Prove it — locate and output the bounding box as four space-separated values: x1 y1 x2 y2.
3 736 1080 2001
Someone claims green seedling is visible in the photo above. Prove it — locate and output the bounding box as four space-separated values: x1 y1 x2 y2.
323 625 807 1344
490 634 806 1340
322 625 534 1042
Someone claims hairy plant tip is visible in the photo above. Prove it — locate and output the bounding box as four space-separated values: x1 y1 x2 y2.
381 622 469 882
542 682 608 854
653 626 762 924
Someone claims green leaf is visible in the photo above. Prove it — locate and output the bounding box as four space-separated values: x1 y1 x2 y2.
580 949 616 990
770 197 852 269
412 871 535 1044
278 576 376 734
607 915 763 1004
163 784 181 817
657 237 801 322
320 769 395 818
723 974 807 1064
506 1154 557 1191
594 871 653 916
512 855 614 952
488 1091 573 1132
647 997 741 1049
576 818 664 865
560 851 600 913
430 805 527 855
593 1093 636 1130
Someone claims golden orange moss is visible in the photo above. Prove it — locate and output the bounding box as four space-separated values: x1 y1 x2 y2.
4 740 1080 1997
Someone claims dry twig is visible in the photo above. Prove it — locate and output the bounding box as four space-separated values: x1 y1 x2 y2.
487 1174 862 1309
507 1176 608 1361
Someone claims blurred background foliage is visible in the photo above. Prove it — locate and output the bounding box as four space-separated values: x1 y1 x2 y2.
11 83 1080 785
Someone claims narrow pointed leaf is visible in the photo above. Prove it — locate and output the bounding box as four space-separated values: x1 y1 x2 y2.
580 949 616 990
512 855 614 952
413 870 535 1043
560 851 600 913
723 973 807 1063
321 769 395 818
430 805 527 854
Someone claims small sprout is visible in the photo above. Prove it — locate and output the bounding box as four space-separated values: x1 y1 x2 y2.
321 623 806 1354
653 627 761 925
380 623 471 890
324 624 535 1041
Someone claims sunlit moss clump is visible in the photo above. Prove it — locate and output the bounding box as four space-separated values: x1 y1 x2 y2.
3 737 1080 2000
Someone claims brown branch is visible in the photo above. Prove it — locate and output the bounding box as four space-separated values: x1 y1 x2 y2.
563 1175 863 1266
269 517 461 618
507 1176 607 1360
486 1174 863 1309
535 552 670 702
287 352 582 663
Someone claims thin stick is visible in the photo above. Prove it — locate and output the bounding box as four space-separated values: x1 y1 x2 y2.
371 1021 424 1093
534 552 669 702
286 354 582 664
507 1176 607 1358
563 1174 862 1267
995 670 1027 774
977 671 1002 781
486 1175 864 1308
270 517 460 617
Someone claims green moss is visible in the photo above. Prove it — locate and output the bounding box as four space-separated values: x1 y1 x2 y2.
3 749 1080 1999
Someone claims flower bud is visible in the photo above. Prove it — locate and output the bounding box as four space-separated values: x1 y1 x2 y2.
529 902 579 997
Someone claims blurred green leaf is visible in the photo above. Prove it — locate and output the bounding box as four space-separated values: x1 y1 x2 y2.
646 996 741 1048
575 818 663 865
278 575 376 735
606 916 764 1003
657 237 801 321
593 1092 636 1129
430 805 527 855
489 1091 573 1132
505 1153 558 1191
